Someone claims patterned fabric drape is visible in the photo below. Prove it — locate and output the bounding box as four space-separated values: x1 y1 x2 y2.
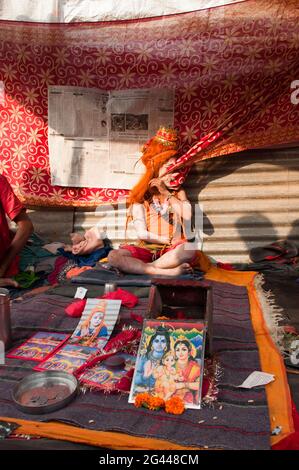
0 0 298 207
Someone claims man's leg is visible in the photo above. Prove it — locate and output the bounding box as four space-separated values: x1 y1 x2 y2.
108 249 192 276
151 242 197 269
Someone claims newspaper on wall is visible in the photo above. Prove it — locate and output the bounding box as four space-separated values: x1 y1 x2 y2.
48 86 174 189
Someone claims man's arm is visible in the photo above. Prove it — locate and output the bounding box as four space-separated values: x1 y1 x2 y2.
0 210 33 278
132 203 170 245
149 179 192 222
167 189 192 222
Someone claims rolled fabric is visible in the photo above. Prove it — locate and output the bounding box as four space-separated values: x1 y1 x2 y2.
65 298 87 317
101 288 139 308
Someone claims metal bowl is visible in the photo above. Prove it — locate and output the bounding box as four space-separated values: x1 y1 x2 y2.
12 371 78 415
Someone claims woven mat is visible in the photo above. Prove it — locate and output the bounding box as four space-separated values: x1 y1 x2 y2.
0 282 271 449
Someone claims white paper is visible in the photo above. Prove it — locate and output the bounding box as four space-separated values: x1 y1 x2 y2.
48 86 174 189
238 371 275 389
43 242 64 254
74 286 88 299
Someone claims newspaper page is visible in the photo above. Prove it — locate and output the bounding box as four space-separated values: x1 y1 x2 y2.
48 86 109 187
48 86 174 189
108 88 174 188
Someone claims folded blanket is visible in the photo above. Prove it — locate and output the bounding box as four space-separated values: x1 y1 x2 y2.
58 245 112 267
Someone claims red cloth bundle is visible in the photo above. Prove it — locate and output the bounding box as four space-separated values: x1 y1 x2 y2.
65 298 87 317
101 288 139 308
65 288 139 318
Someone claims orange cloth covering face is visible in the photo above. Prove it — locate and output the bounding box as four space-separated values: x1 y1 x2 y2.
128 139 178 205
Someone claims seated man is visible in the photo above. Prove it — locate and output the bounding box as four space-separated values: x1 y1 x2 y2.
0 175 33 287
108 127 197 276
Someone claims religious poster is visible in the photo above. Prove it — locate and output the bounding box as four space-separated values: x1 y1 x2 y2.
34 344 98 374
68 298 121 350
78 353 136 392
128 320 206 409
6 332 70 362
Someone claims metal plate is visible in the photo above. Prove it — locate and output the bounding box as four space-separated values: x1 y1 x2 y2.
12 371 78 415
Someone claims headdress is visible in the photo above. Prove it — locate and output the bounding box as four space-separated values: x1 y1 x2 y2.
142 126 178 152
128 126 179 205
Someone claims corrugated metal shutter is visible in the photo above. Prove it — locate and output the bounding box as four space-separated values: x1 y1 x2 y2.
185 147 299 262
27 206 74 243
74 146 299 263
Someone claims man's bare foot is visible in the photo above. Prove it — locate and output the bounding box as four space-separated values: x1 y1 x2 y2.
172 263 193 276
0 278 19 288
63 244 73 252
70 233 85 244
147 263 193 277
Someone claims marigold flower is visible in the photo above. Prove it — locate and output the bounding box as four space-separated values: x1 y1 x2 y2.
148 396 165 410
165 396 185 415
134 392 151 408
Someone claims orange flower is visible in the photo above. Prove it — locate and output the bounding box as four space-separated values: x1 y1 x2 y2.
134 393 165 411
165 396 185 415
134 393 183 413
134 392 151 408
148 396 165 411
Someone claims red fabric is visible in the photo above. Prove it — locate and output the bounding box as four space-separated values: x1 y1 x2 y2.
121 240 186 263
0 1 298 207
65 298 87 318
47 256 68 285
104 328 141 353
102 288 139 308
0 175 24 276
120 245 154 263
217 262 235 271
130 312 144 324
65 288 139 317
272 400 299 450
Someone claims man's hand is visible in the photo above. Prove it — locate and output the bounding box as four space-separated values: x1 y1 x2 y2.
149 178 170 196
0 278 19 288
0 265 6 279
0 210 33 278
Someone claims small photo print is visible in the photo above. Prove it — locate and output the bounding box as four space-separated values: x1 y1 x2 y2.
111 114 125 132
68 299 121 350
125 114 148 131
35 344 98 374
129 320 206 409
79 353 136 391
6 332 70 362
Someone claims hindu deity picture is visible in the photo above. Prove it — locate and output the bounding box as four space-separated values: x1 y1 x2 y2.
129 320 206 409
34 344 98 374
69 298 121 349
7 332 70 362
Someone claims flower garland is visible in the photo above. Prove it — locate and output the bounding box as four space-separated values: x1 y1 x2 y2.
134 392 185 415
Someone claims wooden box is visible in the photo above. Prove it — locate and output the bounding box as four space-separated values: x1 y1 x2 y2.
147 279 213 356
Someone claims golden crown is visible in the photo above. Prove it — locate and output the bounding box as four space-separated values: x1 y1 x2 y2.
154 126 178 146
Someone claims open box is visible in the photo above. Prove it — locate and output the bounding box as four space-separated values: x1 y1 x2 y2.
147 278 213 356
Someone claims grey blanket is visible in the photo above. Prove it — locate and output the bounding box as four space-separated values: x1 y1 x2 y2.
0 282 271 449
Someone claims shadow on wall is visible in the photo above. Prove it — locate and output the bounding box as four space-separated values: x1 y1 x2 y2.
235 213 280 252
183 147 299 258
235 214 299 262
